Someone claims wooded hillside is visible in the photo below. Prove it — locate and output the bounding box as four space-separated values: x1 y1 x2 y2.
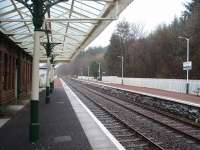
104 0 200 79
57 0 200 79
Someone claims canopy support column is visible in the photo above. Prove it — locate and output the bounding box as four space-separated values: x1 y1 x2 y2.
45 57 51 104
15 0 69 143
50 64 54 93
50 56 55 93
29 31 41 143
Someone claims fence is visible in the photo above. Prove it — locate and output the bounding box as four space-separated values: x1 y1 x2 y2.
78 76 200 95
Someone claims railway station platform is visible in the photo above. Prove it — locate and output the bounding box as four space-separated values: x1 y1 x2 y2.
0 78 123 150
78 79 200 108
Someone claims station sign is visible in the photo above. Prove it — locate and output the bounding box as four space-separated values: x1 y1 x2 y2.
183 61 192 70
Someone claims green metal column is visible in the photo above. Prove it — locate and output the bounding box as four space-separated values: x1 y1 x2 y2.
46 57 50 103
52 64 55 92
42 39 60 95
50 63 54 93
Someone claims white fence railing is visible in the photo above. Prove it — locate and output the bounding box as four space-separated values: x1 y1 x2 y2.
78 76 200 95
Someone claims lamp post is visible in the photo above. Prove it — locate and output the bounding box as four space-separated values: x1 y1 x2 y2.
117 56 124 85
88 66 90 78
80 67 83 76
98 63 101 81
178 36 190 94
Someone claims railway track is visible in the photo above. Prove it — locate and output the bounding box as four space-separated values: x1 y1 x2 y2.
67 80 163 150
66 79 200 150
80 81 200 139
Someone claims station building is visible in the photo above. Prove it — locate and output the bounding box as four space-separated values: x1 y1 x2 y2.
0 32 32 105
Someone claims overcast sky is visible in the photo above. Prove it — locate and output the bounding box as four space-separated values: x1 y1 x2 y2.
87 0 191 48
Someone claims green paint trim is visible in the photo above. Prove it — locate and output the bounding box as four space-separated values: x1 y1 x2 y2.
29 123 40 143
29 100 40 143
50 82 53 93
46 86 50 96
46 86 50 104
52 81 54 91
30 100 39 123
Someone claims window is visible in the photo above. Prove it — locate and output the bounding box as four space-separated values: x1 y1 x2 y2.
12 57 15 89
9 55 12 89
4 53 7 90
0 51 2 91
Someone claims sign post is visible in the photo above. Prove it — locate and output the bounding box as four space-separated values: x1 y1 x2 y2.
183 61 192 71
183 61 192 94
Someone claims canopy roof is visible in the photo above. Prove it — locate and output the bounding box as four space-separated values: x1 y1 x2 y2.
0 0 133 63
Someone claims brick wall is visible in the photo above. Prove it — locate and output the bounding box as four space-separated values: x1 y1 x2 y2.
0 32 32 105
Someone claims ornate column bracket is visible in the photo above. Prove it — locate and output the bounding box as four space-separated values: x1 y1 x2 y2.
41 42 61 57
50 54 55 64
51 53 60 64
15 0 69 30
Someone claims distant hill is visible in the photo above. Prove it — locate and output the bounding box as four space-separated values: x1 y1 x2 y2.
57 46 107 76
86 46 107 55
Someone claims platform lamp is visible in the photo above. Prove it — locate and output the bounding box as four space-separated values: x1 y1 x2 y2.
15 0 69 143
178 36 190 94
88 66 90 79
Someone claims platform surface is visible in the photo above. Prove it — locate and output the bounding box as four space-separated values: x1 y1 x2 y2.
0 81 92 150
61 79 125 150
78 79 200 107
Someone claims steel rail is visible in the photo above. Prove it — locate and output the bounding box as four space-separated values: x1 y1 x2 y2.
67 80 165 150
75 80 200 145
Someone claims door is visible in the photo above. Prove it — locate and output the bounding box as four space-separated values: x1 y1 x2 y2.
15 68 18 99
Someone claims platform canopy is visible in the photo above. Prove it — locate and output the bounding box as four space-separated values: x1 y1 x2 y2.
0 0 133 63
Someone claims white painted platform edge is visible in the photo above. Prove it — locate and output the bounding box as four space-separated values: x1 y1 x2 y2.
60 78 125 150
76 79 200 108
0 118 10 128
